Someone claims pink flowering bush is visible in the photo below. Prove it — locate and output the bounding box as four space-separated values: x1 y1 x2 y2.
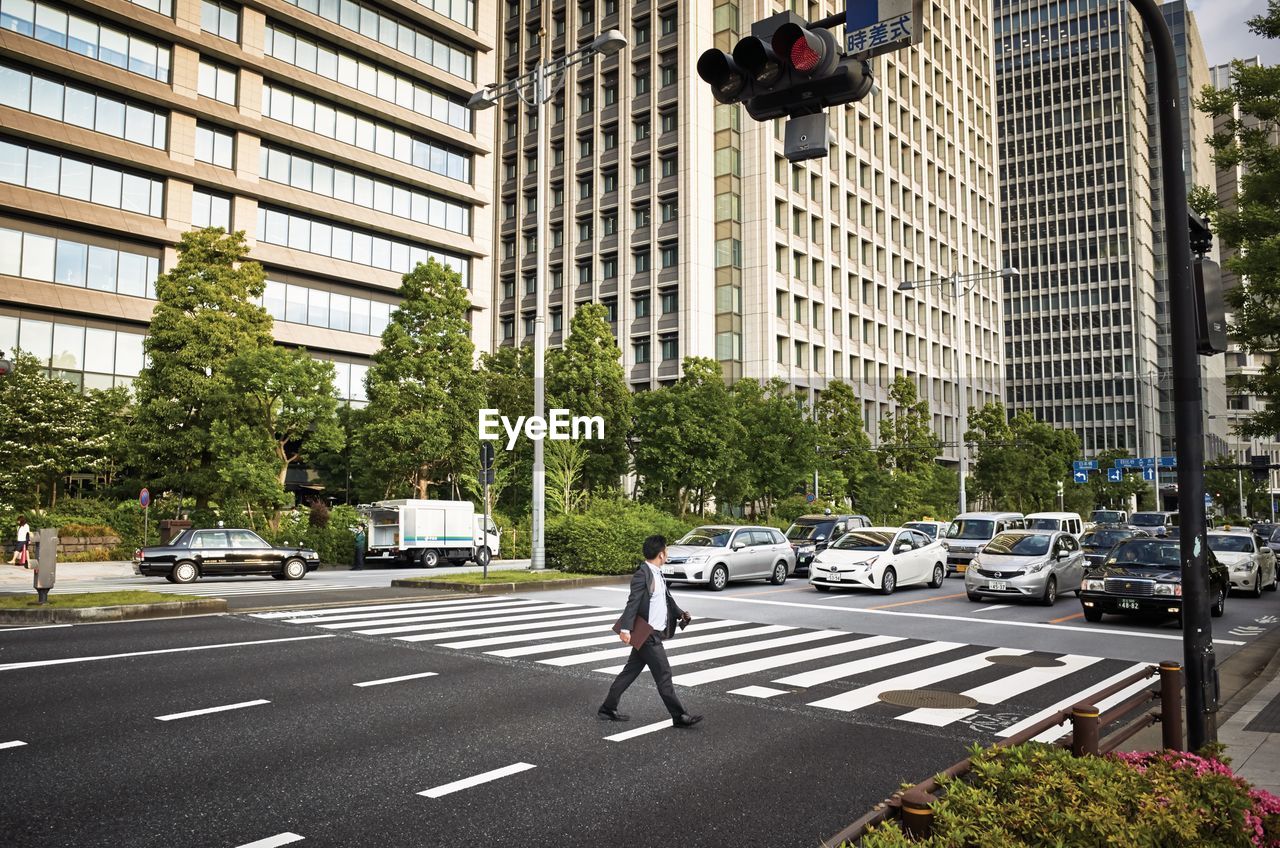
858 743 1279 847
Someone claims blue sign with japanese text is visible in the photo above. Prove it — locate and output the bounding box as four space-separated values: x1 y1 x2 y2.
846 0 923 59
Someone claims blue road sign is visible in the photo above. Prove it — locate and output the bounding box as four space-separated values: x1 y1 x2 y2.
1073 460 1099 471
1108 468 1124 483
1143 468 1155 481
1115 458 1142 470
845 0 923 58
1160 456 1178 468
1205 493 1214 507
1139 458 1157 469
1073 471 1089 484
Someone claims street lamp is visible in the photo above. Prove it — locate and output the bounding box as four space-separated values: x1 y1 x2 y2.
469 29 627 570
897 266 1020 515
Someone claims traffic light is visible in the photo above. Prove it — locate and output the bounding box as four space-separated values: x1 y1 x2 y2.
0 359 11 377
1252 454 1270 484
696 12 874 129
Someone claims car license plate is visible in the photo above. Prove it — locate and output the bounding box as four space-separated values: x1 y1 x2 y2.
829 571 841 582
1119 598 1139 610
662 566 675 575
987 581 1007 591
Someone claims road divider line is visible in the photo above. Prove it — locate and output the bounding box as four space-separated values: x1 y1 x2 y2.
588 588 1248 646
235 833 304 847
604 720 671 742
0 624 74 632
156 699 270 721
868 592 967 610
354 672 439 687
0 740 27 750
729 585 828 599
418 762 536 798
970 605 1013 614
1049 612 1085 624
0 634 336 672
727 685 789 698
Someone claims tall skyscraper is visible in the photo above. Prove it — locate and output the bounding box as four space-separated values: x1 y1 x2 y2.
0 0 495 406
489 0 1004 459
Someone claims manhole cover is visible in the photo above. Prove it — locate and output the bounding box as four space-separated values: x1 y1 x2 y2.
986 654 1066 668
878 689 978 709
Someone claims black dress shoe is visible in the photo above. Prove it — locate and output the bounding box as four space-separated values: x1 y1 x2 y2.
597 707 630 722
672 713 703 728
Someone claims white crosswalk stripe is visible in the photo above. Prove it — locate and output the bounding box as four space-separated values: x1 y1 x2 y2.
253 597 1152 735
995 662 1151 741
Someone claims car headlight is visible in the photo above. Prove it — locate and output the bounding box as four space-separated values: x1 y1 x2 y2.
1083 579 1105 592
1153 583 1182 597
1027 559 1049 574
1231 561 1254 571
306 552 319 560
857 557 877 569
686 554 708 563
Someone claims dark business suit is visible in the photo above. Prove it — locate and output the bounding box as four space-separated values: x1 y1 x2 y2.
602 562 688 719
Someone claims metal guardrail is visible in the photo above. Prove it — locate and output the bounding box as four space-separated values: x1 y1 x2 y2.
823 661 1183 846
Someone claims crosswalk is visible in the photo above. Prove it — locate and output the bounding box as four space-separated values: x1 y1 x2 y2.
250 596 1151 737
46 579 371 598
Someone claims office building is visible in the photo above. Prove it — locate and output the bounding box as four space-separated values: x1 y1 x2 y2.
488 0 1004 456
0 0 495 405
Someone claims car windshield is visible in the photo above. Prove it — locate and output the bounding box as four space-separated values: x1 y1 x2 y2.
946 519 995 540
168 529 195 546
1253 524 1278 539
1208 535 1254 553
983 533 1051 556
830 531 893 552
904 523 938 539
677 529 731 548
786 523 830 541
1108 540 1181 568
1131 513 1167 527
1027 518 1061 531
1081 530 1131 548
1093 510 1126 523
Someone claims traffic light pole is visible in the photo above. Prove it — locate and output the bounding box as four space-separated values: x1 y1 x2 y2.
1130 0 1216 749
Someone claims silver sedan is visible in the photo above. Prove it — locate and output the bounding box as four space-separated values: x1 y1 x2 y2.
964 530 1086 606
1208 531 1278 597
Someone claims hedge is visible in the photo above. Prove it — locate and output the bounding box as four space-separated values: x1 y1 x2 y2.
546 501 696 575
858 744 1280 848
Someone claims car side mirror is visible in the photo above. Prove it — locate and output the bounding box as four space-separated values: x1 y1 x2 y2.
1058 550 1072 559
732 541 744 551
896 543 911 553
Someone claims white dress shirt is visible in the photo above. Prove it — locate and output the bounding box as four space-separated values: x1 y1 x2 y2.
645 561 668 632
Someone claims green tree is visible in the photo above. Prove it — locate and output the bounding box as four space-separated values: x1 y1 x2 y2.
357 259 482 499
814 381 876 509
217 346 343 526
0 352 115 510
866 376 943 522
545 438 588 514
633 358 741 516
478 344 534 514
1196 6 1280 439
729 378 815 517
547 303 632 492
967 402 1080 512
130 228 272 507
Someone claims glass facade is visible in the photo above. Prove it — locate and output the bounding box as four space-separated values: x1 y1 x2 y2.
0 138 164 217
0 0 172 81
0 224 159 298
0 62 168 150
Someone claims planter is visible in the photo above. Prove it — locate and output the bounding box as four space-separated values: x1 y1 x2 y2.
0 598 227 624
391 574 630 593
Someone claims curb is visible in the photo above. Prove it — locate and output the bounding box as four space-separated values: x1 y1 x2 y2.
390 575 629 593
0 598 228 624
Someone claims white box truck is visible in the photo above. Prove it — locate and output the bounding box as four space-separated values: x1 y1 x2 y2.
359 500 500 567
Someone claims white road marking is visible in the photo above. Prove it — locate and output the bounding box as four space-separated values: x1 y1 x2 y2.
418 762 536 798
1030 676 1157 743
672 635 902 687
604 720 671 742
361 606 613 636
896 654 1103 726
774 641 964 688
970 605 1012 614
395 613 618 642
995 662 1151 740
281 598 545 625
0 624 74 632
727 685 789 698
314 602 577 630
235 833 305 847
463 620 743 653
539 624 795 667
0 634 335 672
155 699 271 721
807 648 1031 713
0 740 27 750
589 588 1247 645
592 630 846 675
252 596 521 619
353 672 439 687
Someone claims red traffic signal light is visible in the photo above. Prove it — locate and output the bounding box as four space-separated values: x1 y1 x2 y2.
0 359 12 377
772 22 838 79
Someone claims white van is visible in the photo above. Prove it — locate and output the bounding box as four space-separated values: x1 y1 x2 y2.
943 511 1025 575
1026 512 1085 538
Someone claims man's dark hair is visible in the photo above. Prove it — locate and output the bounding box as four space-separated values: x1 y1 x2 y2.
643 534 666 561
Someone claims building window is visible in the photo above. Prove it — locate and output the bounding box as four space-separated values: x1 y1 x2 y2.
552 268 563 289
0 139 164 217
661 154 677 178
0 62 168 150
634 206 651 228
577 263 591 285
578 178 592 200
194 123 233 168
635 18 649 44
633 338 650 363
603 80 618 106
0 224 160 298
198 59 237 105
634 250 650 273
635 70 650 95
660 243 678 268
660 335 678 361
523 274 535 295
660 62 677 87
635 117 650 139
191 189 231 229
501 318 514 340
602 213 617 235
200 0 238 41
660 11 676 35
501 278 515 299
602 256 617 279
634 293 650 318
2 2 172 82
523 314 535 336
603 298 617 322
602 127 618 149
660 289 677 314
660 198 677 223
661 110 677 133
602 171 618 193
579 136 593 157
634 160 650 184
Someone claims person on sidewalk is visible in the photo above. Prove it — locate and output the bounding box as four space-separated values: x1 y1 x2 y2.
9 515 29 567
599 534 702 728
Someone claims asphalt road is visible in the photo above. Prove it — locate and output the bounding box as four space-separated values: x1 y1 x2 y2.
3 571 1276 847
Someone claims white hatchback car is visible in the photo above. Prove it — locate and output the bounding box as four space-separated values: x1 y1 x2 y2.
809 527 947 595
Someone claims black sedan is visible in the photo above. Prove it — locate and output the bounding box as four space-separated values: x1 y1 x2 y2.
1078 525 1142 570
1079 537 1228 625
134 528 320 583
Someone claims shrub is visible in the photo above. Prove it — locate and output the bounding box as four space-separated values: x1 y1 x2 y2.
61 548 115 562
54 523 117 538
546 500 694 575
858 743 1279 848
308 500 331 528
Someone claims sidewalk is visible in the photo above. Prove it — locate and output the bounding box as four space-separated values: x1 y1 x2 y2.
1218 643 1280 794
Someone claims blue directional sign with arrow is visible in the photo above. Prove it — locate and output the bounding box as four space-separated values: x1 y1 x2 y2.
1073 471 1089 484
1143 468 1155 481
1108 468 1124 483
